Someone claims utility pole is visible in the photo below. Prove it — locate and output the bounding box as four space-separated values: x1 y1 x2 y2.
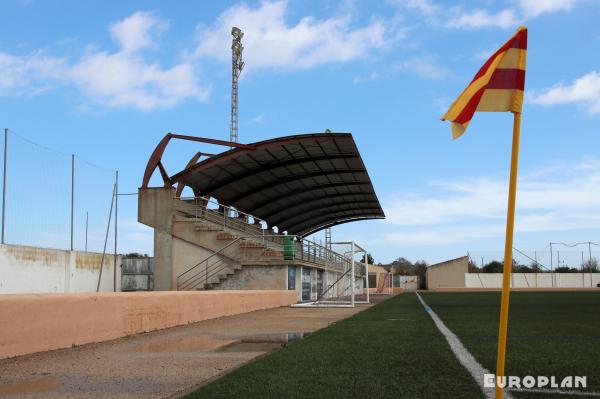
113 170 118 292
230 27 244 143
2 128 7 244
71 154 75 251
85 211 88 252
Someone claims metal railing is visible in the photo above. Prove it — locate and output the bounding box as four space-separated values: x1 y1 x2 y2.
177 237 247 290
174 196 267 237
173 195 352 273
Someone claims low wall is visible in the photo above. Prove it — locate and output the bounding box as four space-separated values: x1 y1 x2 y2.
0 244 121 293
0 290 296 359
465 273 600 289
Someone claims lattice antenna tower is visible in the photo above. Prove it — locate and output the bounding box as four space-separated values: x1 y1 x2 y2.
230 27 244 143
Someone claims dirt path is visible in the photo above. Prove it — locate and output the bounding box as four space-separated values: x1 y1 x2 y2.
0 301 380 398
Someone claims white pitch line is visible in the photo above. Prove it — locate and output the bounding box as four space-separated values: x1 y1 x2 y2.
416 292 505 399
416 293 600 399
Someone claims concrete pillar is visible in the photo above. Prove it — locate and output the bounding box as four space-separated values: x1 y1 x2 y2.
139 187 175 291
153 230 173 291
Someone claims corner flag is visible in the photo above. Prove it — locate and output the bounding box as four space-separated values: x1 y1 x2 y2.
441 27 528 399
442 27 527 139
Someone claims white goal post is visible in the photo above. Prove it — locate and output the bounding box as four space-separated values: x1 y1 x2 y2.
293 241 370 308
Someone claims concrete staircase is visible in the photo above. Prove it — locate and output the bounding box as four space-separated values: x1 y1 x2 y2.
173 213 287 291
138 189 346 291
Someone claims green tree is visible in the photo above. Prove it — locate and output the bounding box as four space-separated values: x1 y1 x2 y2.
482 260 503 273
360 253 375 264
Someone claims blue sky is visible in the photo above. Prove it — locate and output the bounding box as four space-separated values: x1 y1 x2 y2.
1 0 600 264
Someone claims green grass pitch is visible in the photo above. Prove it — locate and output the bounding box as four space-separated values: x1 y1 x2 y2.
184 291 600 399
420 291 600 398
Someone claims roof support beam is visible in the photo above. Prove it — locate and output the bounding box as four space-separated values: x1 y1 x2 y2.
175 152 213 197
142 132 252 188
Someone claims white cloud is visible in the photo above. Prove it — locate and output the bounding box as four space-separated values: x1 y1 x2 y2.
400 0 580 31
195 0 398 70
396 0 440 15
517 0 576 18
530 71 600 114
382 158 600 246
109 11 168 53
445 9 518 29
249 114 265 124
352 55 448 84
0 51 66 95
0 11 208 110
398 56 449 80
70 51 206 111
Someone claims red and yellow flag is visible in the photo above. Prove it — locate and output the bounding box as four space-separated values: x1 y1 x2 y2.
442 26 527 139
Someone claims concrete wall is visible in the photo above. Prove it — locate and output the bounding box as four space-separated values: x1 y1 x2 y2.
393 275 419 290
465 273 600 288
171 236 215 290
218 265 287 290
0 244 121 293
426 256 468 290
0 290 296 359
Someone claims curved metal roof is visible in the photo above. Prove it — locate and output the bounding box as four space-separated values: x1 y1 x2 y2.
170 133 384 236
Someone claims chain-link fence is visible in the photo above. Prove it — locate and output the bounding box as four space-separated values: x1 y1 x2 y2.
469 243 600 272
2 129 117 253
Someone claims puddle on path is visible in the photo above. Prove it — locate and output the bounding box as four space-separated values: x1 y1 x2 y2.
133 332 312 354
216 332 311 352
0 377 61 397
237 332 311 344
135 336 238 353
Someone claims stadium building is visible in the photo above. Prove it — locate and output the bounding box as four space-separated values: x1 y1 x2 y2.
138 132 385 302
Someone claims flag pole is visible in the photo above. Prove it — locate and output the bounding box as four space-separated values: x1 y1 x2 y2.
495 111 522 399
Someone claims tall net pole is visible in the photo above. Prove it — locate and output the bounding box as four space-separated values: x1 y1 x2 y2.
230 27 244 143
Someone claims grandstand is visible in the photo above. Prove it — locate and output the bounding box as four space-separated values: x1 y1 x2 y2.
138 132 385 303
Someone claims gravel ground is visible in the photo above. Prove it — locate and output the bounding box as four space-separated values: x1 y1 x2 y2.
0 303 375 399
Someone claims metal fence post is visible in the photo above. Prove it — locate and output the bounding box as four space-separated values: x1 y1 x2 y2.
114 170 118 292
71 154 74 251
97 183 116 292
2 128 7 244
350 241 355 307
85 211 88 252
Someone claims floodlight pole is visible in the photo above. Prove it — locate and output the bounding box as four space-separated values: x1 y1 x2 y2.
230 27 244 144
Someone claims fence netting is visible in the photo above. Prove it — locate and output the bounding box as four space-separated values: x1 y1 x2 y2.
469 244 600 271
3 130 116 253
